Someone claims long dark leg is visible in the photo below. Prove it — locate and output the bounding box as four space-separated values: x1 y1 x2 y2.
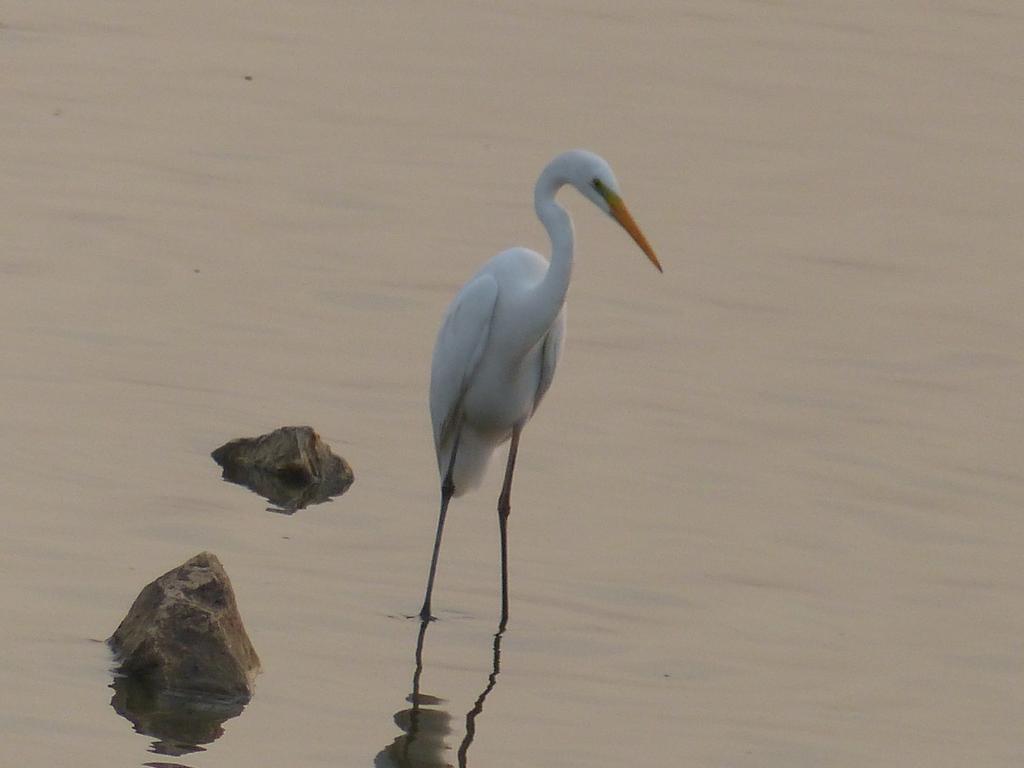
497 424 522 630
419 431 460 621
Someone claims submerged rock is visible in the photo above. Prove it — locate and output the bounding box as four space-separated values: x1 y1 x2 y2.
109 552 260 704
212 425 354 512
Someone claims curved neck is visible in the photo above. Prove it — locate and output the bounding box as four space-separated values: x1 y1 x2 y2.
506 163 574 354
535 165 575 294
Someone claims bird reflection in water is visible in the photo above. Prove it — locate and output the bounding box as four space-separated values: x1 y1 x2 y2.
376 619 506 768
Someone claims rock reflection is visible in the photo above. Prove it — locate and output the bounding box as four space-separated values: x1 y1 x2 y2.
217 462 350 513
376 620 505 768
109 673 245 757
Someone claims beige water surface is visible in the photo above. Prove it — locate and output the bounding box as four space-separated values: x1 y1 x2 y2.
2 2 1022 766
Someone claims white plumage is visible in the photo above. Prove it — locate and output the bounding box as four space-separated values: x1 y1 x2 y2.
430 247 565 496
418 149 661 624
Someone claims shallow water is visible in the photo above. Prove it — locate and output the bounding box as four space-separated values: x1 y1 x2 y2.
2 2 1023 766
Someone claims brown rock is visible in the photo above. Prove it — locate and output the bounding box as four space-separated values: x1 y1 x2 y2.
109 552 260 703
212 426 354 512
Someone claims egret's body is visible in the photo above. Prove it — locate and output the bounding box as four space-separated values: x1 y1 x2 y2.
419 149 660 626
431 246 564 496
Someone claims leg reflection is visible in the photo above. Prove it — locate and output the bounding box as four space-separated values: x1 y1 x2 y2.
375 619 450 768
376 619 507 768
456 626 505 768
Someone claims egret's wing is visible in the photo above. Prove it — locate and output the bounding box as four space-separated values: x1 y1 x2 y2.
533 305 565 414
429 273 499 451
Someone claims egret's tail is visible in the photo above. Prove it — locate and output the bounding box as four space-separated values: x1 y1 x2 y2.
437 427 501 498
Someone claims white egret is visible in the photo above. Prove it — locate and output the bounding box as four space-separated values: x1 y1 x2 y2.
419 149 661 625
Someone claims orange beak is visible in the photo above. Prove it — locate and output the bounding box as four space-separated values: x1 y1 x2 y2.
606 192 662 273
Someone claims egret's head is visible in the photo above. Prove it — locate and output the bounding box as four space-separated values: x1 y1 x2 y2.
561 149 662 272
